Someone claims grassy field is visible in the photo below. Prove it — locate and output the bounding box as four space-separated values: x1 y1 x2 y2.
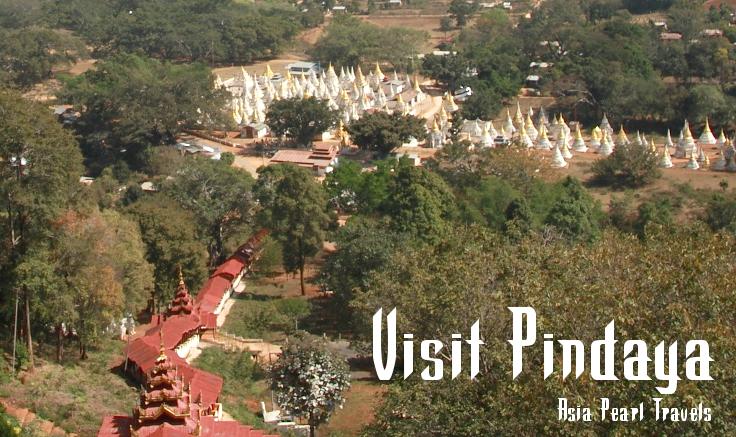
0 337 137 436
192 347 270 426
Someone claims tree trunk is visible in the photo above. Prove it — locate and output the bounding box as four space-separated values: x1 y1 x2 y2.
24 294 34 370
79 340 87 360
309 412 316 437
56 324 64 362
299 264 306 296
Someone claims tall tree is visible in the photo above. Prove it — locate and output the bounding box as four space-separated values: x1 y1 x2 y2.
254 164 330 295
266 97 339 147
165 158 254 267
380 158 456 243
52 209 153 358
0 89 84 369
127 195 208 312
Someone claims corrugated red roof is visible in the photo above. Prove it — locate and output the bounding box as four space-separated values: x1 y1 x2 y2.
213 258 245 280
195 276 232 313
145 314 202 349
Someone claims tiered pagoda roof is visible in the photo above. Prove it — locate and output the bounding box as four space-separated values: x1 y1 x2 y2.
168 268 194 316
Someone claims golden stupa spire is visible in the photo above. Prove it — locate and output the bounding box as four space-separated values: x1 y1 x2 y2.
177 264 184 286
265 64 274 79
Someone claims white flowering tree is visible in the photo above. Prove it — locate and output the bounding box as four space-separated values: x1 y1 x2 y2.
271 334 351 437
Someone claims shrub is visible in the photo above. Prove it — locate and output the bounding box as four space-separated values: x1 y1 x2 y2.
591 141 661 188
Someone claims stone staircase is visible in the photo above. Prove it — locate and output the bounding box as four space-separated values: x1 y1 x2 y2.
0 399 74 436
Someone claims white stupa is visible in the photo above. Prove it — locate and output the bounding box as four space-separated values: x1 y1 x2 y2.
550 143 568 168
572 123 588 152
598 130 614 156
519 124 534 148
686 151 700 170
717 129 727 150
615 126 630 147
590 127 602 150
699 118 717 145
712 145 727 171
676 121 697 158
659 143 673 168
536 124 552 150
504 109 516 135
525 113 539 141
559 132 573 159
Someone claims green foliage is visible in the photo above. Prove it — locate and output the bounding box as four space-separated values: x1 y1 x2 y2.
347 112 427 156
591 140 661 188
220 152 235 166
164 158 254 266
266 97 339 147
0 27 86 89
193 347 266 426
323 159 365 212
379 158 456 243
622 0 674 13
60 54 231 172
126 195 208 310
421 54 470 91
43 0 301 64
310 15 426 69
544 177 603 242
449 0 479 27
252 236 284 276
321 218 407 324
254 164 331 294
357 224 736 435
705 192 736 235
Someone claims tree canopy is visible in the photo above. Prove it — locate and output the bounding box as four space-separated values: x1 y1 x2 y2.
347 112 427 156
254 164 331 295
266 97 339 147
60 54 232 172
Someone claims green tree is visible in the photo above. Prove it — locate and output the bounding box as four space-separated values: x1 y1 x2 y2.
60 54 231 171
421 53 469 91
321 218 407 324
0 27 86 88
0 89 84 368
356 224 736 435
165 158 254 266
310 15 425 69
449 0 479 27
323 159 365 212
126 195 209 312
544 176 603 242
266 97 339 147
591 140 661 188
254 164 331 295
51 209 153 359
380 158 456 242
271 334 350 437
347 112 427 156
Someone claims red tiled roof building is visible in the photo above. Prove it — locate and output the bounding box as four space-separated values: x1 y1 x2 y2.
98 231 276 437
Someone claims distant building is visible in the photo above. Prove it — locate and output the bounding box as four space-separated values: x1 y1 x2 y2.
287 61 320 77
269 142 340 176
660 32 683 41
